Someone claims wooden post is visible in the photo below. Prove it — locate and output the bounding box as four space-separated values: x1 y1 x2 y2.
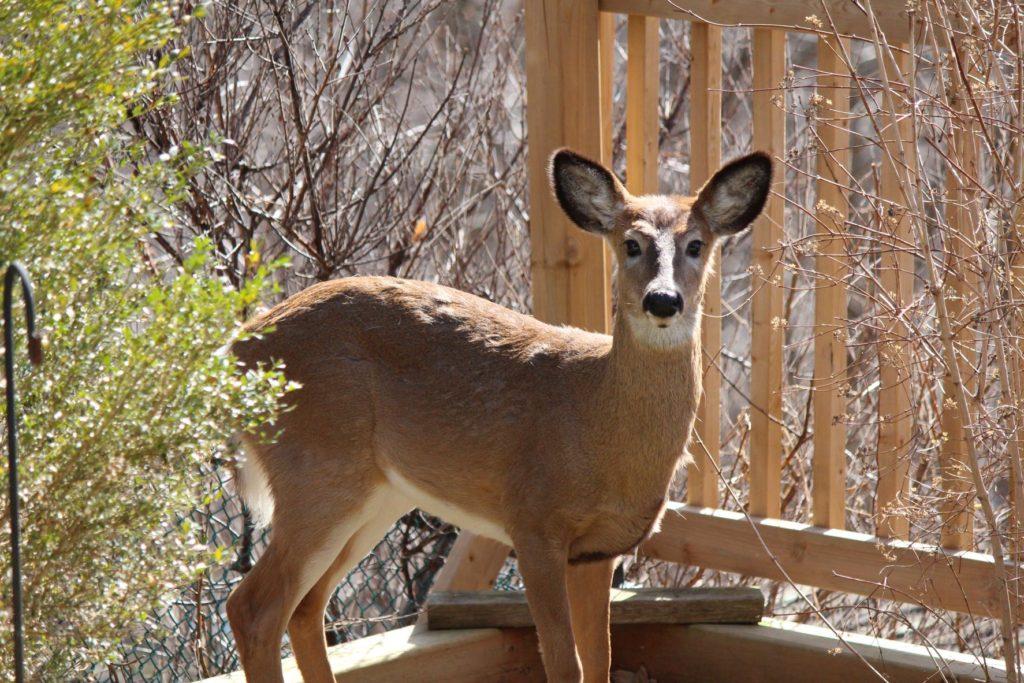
939 88 977 550
812 36 850 530
875 47 913 540
433 0 609 601
688 21 723 509
749 28 786 519
526 0 609 330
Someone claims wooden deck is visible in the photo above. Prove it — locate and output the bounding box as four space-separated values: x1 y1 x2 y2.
198 619 1004 682
198 589 1003 682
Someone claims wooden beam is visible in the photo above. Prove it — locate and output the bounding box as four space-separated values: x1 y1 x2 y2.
610 620 1006 682
812 36 850 530
427 533 511 594
426 587 763 630
414 532 510 629
688 21 723 509
749 28 786 519
598 0 913 44
642 502 1023 620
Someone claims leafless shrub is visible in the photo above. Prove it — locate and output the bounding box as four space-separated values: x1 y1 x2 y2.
135 0 529 306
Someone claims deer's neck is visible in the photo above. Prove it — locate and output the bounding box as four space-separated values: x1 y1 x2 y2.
586 311 702 471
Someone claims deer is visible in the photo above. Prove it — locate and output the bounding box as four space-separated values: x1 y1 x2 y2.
226 148 772 682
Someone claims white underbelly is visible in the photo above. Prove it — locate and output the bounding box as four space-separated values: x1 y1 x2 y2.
382 467 513 546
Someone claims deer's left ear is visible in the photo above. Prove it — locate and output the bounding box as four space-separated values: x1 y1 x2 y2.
693 152 773 236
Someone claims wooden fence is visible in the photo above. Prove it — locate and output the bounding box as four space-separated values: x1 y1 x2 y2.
433 0 1017 638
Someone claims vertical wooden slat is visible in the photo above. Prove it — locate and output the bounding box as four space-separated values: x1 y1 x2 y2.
688 21 723 508
599 14 615 166
626 15 659 194
599 12 616 331
939 92 977 550
436 0 608 598
749 28 786 519
1010 131 1024 567
812 37 850 530
875 47 914 540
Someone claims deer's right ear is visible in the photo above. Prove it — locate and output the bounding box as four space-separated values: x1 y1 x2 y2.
550 149 626 234
693 152 772 236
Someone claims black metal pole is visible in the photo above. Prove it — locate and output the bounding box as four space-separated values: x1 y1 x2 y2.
4 262 42 683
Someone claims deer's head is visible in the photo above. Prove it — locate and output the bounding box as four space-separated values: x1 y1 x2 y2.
550 150 772 349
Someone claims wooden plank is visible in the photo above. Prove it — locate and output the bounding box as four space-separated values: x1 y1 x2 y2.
626 14 659 194
642 502 1023 620
525 0 608 330
875 47 914 540
939 92 978 551
812 36 850 530
196 626 543 683
610 620 1006 682
688 21 723 509
597 0 913 44
749 28 786 519
426 587 764 630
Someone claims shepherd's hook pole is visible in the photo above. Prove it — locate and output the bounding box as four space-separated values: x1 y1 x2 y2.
4 263 42 683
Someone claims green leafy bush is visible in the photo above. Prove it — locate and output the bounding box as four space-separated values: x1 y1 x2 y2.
0 0 289 676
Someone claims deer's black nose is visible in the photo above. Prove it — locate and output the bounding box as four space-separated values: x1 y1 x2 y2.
642 290 682 318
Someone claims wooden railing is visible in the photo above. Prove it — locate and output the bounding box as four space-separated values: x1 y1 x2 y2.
433 0 1014 632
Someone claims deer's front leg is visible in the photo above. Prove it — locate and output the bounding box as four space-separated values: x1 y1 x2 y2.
515 537 582 682
567 558 616 682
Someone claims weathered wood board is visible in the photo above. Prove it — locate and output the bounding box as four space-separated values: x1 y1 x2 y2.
426 587 764 631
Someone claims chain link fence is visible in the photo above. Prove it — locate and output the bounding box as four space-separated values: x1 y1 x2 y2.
98 467 522 681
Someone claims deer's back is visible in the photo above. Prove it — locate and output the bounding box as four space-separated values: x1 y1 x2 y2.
232 277 610 521
235 276 608 377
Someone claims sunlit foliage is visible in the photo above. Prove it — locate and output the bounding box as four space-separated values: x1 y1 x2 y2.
0 0 290 676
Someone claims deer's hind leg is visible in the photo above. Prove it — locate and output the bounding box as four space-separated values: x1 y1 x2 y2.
288 493 410 683
227 471 393 683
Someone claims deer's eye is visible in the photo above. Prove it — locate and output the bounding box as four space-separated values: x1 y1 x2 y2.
624 239 642 257
685 239 704 258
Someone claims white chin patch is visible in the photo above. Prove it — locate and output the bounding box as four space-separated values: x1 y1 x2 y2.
627 313 696 349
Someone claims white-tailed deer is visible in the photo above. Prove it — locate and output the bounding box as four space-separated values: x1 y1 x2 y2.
227 149 772 682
